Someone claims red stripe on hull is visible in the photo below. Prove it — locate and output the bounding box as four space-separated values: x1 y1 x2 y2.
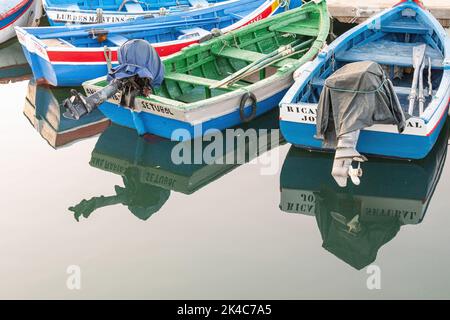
45 4 276 64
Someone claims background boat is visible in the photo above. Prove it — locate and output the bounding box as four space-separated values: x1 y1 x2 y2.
43 0 234 26
17 0 301 86
0 0 42 44
279 0 450 159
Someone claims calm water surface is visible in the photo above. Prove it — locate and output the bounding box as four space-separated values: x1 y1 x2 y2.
1 26 450 299
1 80 450 300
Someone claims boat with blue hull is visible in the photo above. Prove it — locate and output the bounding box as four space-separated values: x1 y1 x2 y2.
74 1 329 140
0 0 42 44
43 0 234 26
17 0 299 87
279 0 450 159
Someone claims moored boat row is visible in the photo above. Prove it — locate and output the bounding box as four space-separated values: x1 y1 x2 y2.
3 0 450 188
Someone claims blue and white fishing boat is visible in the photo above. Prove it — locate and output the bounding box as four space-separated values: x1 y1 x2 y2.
16 0 299 87
0 0 42 44
43 0 235 26
279 0 450 160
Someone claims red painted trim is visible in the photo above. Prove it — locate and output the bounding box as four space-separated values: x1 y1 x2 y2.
426 98 450 137
47 39 199 62
45 2 276 63
0 0 31 19
394 0 425 9
0 0 33 31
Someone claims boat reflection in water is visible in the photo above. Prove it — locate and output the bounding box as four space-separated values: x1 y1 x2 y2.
24 80 110 148
0 39 31 84
280 120 449 270
70 110 283 221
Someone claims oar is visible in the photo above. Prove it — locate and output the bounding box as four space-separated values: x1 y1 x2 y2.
212 39 306 87
408 44 427 115
212 38 314 89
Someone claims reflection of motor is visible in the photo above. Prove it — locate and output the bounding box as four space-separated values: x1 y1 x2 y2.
63 39 165 120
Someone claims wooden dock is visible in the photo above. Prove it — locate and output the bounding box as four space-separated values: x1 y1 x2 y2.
328 0 450 27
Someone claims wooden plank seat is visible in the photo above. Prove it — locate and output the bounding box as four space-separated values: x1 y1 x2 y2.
215 47 299 67
124 3 144 13
165 72 222 87
270 24 320 37
107 34 129 47
380 18 432 35
310 77 435 97
164 72 241 98
335 40 444 68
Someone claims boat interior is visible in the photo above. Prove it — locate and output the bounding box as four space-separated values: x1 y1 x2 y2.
35 0 264 48
94 8 321 105
296 6 446 117
45 0 226 12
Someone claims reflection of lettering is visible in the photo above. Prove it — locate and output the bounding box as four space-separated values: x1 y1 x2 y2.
144 172 176 188
285 192 315 214
90 157 126 174
365 207 417 220
141 101 174 116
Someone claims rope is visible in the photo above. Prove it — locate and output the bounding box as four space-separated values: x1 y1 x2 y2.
104 46 113 72
325 78 389 94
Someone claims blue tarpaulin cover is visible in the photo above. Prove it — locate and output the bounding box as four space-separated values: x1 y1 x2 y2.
107 39 165 87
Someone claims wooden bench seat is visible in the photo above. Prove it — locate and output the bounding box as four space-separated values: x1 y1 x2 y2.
165 72 220 87
215 47 298 67
335 40 444 68
381 18 432 35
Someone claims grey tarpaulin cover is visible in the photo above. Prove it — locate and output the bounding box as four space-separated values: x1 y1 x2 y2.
107 39 165 87
316 61 406 148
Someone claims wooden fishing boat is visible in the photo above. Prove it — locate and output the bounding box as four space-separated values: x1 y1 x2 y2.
69 110 282 221
0 0 42 44
16 0 301 87
43 0 233 26
0 39 32 83
280 0 450 159
279 120 449 269
80 1 329 139
24 80 110 148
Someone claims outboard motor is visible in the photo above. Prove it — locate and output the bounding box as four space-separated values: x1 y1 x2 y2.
63 39 165 120
315 61 406 187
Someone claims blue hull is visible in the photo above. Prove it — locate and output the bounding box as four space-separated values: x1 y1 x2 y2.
99 89 287 140
280 105 449 160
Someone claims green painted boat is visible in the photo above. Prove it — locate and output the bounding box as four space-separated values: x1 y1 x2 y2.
83 0 330 139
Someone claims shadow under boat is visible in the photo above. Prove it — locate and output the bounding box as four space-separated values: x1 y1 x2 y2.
279 118 450 270
24 80 110 148
0 38 32 84
69 109 284 221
